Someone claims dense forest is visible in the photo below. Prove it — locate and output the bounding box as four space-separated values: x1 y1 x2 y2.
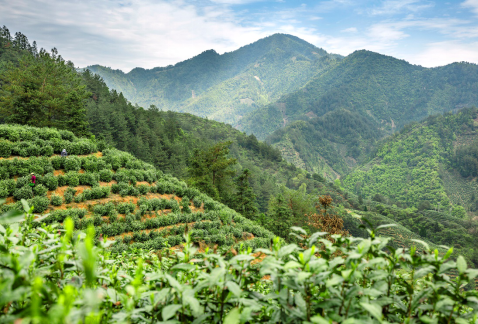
344 108 478 213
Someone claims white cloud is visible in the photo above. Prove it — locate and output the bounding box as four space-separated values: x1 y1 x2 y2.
411 41 478 67
462 0 478 14
0 0 269 71
370 0 434 15
341 27 358 33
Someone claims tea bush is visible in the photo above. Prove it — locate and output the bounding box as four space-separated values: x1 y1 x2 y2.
33 184 48 196
41 173 58 191
64 157 81 172
78 172 99 187
13 186 33 200
65 172 80 187
28 196 49 213
50 194 63 206
39 145 54 157
99 169 113 182
116 202 136 214
5 204 477 324
0 139 12 158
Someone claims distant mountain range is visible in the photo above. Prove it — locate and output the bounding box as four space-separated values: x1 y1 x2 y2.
87 34 478 180
86 34 341 124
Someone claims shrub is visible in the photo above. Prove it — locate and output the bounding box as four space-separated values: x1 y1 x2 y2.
42 173 58 191
137 184 149 195
59 129 76 141
83 186 110 200
16 176 30 188
96 140 107 152
116 202 135 214
93 203 116 216
74 194 85 203
64 191 74 204
40 145 54 157
29 196 50 213
99 169 113 182
192 196 202 208
26 143 40 157
37 128 61 140
57 175 67 187
82 157 98 172
0 139 12 158
65 172 79 187
64 157 81 172
50 194 63 206
33 184 48 197
113 170 129 183
69 139 96 155
14 186 33 200
50 156 64 170
0 179 15 196
79 172 99 187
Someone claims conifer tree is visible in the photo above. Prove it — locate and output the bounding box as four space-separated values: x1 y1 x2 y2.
234 169 258 219
0 48 90 134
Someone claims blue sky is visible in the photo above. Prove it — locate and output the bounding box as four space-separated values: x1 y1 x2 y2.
1 0 477 71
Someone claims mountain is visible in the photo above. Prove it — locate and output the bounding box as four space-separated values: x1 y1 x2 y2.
238 50 478 177
86 34 341 124
343 107 478 213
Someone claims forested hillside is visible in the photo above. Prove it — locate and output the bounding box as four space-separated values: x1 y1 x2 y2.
240 50 478 139
237 51 478 178
344 108 478 214
87 34 341 124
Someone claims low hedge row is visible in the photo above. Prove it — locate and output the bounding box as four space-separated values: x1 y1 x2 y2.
0 124 76 142
0 150 162 180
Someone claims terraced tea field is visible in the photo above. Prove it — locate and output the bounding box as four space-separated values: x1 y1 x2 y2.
0 124 274 253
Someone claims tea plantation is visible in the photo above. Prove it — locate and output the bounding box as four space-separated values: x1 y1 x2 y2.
0 124 274 252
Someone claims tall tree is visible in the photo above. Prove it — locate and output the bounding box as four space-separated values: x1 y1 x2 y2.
0 48 90 135
188 141 237 201
234 169 258 219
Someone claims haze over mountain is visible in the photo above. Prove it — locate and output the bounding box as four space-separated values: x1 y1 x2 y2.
87 34 341 124
89 35 478 179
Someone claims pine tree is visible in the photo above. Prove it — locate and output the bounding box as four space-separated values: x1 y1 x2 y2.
0 48 90 134
234 169 258 219
188 141 236 201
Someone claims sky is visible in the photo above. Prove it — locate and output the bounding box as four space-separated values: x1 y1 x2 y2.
1 0 477 72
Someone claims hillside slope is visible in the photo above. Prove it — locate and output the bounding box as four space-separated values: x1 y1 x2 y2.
0 124 274 252
237 50 478 177
343 107 478 213
240 50 478 139
86 34 341 124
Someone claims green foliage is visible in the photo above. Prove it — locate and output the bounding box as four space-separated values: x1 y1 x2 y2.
99 169 113 182
65 171 80 187
0 44 90 135
64 157 81 172
28 196 49 213
50 194 62 206
188 141 237 202
2 205 478 323
13 186 33 200
345 109 478 208
32 184 47 196
41 173 58 191
0 139 12 158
